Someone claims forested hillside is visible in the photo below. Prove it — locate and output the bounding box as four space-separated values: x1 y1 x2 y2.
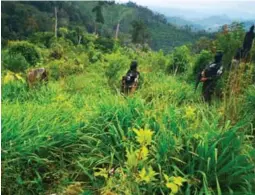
1 1 211 51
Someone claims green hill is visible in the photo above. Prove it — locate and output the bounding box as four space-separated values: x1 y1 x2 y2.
166 16 204 31
1 1 211 52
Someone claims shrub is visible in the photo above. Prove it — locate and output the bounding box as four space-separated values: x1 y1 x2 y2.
47 59 85 80
105 52 129 87
193 50 213 77
76 53 90 68
8 41 40 66
105 60 124 81
61 62 84 76
151 50 168 71
82 33 97 46
2 52 30 73
59 27 69 38
167 45 191 74
29 32 54 48
215 23 245 69
47 60 61 80
88 49 103 63
95 37 115 53
49 42 64 59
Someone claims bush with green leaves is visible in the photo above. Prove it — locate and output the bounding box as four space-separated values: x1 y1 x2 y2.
95 36 115 53
215 23 245 69
192 50 213 77
167 45 191 74
151 49 169 71
87 42 104 63
8 41 40 66
49 42 64 60
47 58 85 80
105 51 129 88
29 32 54 48
2 52 30 73
82 33 98 47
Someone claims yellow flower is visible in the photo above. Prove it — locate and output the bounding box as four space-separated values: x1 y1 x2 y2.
3 72 15 84
137 166 157 183
133 128 154 146
138 167 147 181
172 176 187 186
125 147 138 169
15 73 25 82
164 174 187 194
185 106 196 119
3 72 26 84
139 145 149 160
166 182 178 194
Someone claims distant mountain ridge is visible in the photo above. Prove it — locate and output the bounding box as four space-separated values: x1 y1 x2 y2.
167 14 254 32
195 15 232 31
166 16 204 31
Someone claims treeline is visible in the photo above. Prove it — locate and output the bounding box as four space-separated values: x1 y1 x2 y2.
1 1 211 52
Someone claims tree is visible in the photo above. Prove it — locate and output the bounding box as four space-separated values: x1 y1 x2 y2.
192 37 214 54
114 8 133 40
215 22 245 68
131 20 150 44
92 1 114 35
75 26 86 45
51 1 67 38
92 2 105 34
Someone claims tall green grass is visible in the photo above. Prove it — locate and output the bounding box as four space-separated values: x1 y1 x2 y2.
2 46 255 194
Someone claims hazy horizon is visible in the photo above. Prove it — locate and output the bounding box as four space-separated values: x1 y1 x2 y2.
117 0 255 20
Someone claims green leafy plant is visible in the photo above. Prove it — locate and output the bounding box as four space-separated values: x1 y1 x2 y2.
8 41 40 66
167 45 191 74
2 52 30 72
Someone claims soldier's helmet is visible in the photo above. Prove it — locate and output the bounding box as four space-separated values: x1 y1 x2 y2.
250 25 254 32
130 60 138 71
215 51 223 63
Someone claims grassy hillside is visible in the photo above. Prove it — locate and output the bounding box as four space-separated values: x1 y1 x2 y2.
1 1 211 52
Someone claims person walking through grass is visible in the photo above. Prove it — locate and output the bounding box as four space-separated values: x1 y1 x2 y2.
121 60 140 95
199 52 224 103
234 25 254 63
242 25 254 61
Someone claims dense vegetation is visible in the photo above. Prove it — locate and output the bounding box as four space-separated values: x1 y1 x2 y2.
1 1 255 195
1 1 211 52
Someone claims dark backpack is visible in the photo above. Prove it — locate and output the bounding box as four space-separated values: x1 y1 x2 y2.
204 62 223 79
125 71 138 85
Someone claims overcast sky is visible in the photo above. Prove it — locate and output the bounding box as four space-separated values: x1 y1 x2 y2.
116 0 255 20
